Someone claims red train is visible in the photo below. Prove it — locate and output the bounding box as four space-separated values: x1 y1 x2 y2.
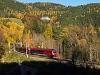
16 47 57 58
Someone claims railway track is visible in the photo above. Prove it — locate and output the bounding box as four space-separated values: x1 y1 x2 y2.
14 50 100 69
15 50 58 62
14 50 75 65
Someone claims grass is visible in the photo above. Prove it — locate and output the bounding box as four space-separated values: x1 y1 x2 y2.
2 18 24 25
2 51 47 63
2 52 28 63
9 18 24 25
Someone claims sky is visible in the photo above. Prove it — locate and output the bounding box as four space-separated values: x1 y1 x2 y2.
17 0 100 6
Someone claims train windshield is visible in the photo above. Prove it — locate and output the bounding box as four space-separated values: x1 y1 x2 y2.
52 49 56 52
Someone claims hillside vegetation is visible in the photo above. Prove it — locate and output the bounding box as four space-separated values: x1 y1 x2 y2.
0 0 100 62
0 0 100 26
30 2 100 26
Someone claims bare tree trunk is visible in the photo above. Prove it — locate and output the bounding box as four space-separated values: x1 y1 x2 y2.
96 50 98 60
26 42 28 58
41 42 43 48
60 42 63 59
13 43 15 52
8 42 10 53
20 42 22 47
90 45 92 61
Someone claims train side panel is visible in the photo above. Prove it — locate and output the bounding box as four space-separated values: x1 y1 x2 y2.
16 47 56 58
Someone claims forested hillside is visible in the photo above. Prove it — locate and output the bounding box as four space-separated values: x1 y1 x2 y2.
0 0 100 62
28 2 100 27
0 0 100 26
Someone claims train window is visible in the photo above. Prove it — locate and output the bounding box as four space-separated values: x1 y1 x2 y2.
52 49 56 52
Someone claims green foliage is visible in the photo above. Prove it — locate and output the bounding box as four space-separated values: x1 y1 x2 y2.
0 0 28 12
0 0 100 27
30 3 100 27
52 25 62 40
60 24 100 61
2 52 35 63
33 21 46 34
21 14 46 34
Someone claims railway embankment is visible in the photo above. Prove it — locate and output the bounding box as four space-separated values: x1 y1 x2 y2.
0 51 100 75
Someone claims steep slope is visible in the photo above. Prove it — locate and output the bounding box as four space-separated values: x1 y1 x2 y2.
0 0 100 26
29 3 100 26
0 0 28 12
0 0 28 18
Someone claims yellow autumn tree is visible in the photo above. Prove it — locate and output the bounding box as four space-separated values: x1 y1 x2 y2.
60 25 81 41
0 24 5 44
60 25 81 59
44 23 53 38
23 30 34 47
3 22 24 43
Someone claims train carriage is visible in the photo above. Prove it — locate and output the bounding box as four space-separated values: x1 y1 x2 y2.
16 47 56 58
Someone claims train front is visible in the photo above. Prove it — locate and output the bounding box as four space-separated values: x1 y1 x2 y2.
52 49 57 58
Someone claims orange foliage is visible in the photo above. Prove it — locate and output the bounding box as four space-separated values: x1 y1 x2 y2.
24 13 43 22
